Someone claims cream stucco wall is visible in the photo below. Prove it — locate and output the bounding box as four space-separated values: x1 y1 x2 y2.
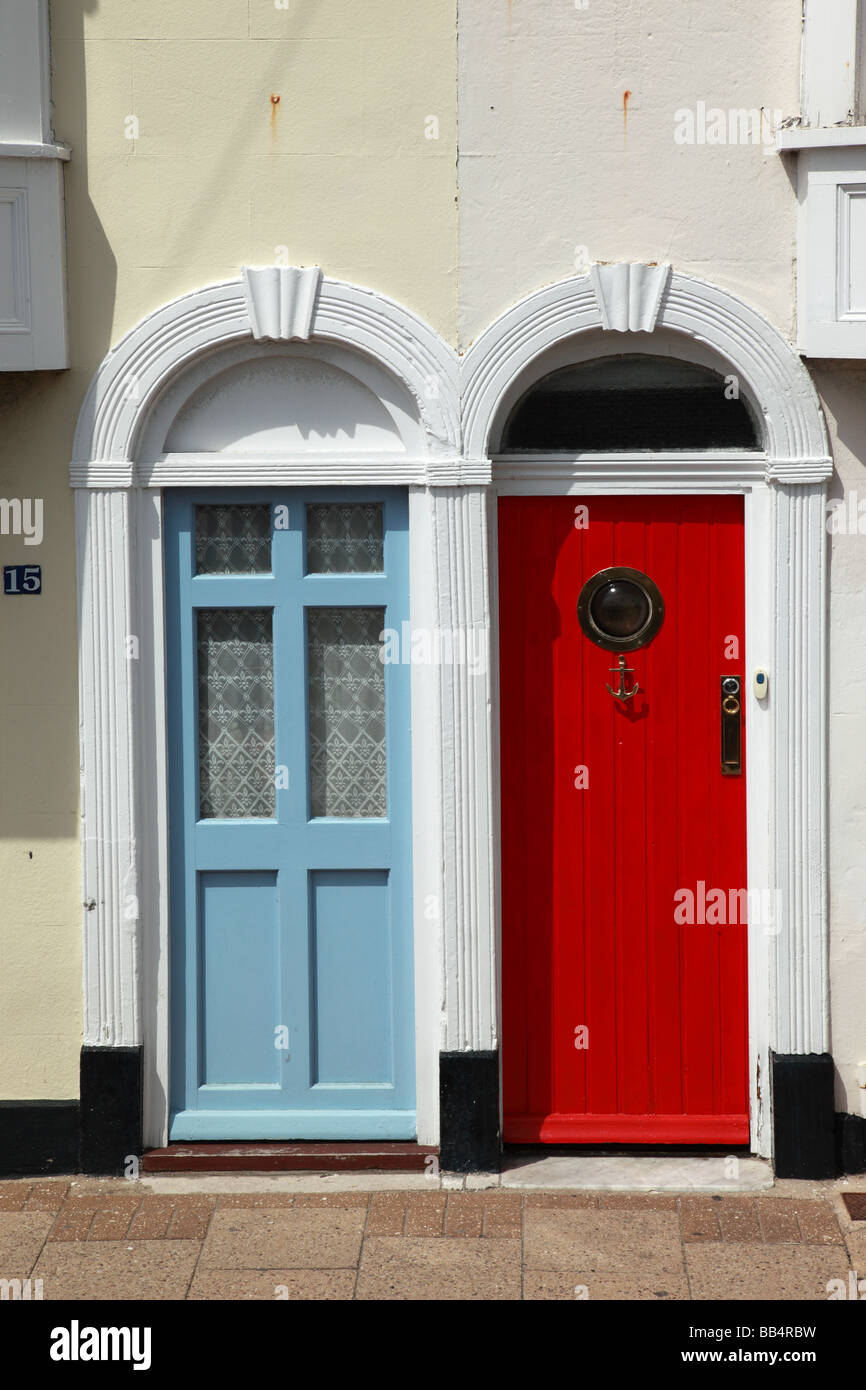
0 372 81 1097
0 0 458 1098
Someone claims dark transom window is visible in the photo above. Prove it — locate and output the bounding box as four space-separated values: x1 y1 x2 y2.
500 354 759 452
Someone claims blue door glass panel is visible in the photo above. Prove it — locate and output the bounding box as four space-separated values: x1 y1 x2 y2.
165 489 415 1140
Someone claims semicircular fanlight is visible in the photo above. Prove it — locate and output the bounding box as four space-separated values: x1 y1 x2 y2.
501 354 759 452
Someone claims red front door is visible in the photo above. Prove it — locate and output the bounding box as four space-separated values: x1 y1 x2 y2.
499 495 749 1144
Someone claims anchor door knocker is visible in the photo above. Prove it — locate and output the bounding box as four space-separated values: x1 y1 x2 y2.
576 566 664 700
606 654 639 702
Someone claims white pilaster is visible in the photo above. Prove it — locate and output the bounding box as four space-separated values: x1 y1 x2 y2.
76 488 141 1047
433 486 497 1053
773 482 829 1054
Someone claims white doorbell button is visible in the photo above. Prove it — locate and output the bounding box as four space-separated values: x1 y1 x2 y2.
754 669 769 700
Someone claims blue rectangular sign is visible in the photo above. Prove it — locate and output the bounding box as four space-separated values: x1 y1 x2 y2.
3 565 41 595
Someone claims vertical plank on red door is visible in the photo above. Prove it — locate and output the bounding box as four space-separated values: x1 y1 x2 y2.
552 500 587 1119
612 507 651 1119
501 498 560 1126
677 506 715 1121
645 507 682 1117
525 499 558 1124
580 507 618 1120
711 499 749 1118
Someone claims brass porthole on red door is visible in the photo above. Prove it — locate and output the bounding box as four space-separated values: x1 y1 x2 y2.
576 566 664 702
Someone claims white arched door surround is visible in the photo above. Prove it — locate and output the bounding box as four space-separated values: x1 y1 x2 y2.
461 264 832 1160
72 262 832 1165
71 268 465 1148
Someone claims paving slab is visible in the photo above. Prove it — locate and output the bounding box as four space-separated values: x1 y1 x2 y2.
0 1212 56 1275
87 1197 146 1241
188 1268 356 1300
524 1208 684 1274
404 1193 447 1237
685 1242 852 1301
0 1182 33 1212
788 1200 845 1245
502 1154 773 1190
524 1269 691 1300
199 1206 365 1269
680 1196 722 1242
24 1182 69 1212
716 1196 762 1242
842 1228 866 1267
365 1193 406 1235
481 1192 523 1237
445 1192 485 1237
33 1240 200 1300
356 1236 521 1300
757 1202 802 1244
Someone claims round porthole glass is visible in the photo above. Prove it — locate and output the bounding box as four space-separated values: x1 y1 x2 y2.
577 567 664 651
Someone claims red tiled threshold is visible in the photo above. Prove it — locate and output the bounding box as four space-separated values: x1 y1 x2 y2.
842 1192 866 1221
142 1142 438 1174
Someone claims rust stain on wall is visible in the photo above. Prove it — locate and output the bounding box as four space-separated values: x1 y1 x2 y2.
623 89 632 139
270 92 281 142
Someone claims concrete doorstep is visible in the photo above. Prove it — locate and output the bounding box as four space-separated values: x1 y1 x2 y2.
499 1154 774 1190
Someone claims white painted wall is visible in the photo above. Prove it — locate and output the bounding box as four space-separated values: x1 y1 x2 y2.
457 0 802 345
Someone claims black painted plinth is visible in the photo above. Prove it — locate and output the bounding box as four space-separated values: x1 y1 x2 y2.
439 1050 500 1173
837 1112 866 1175
0 1100 79 1176
79 1046 143 1176
772 1052 836 1179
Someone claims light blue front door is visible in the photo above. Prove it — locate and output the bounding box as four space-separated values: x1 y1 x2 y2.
165 489 415 1139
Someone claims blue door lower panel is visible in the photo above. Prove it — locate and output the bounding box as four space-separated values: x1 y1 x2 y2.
166 489 415 1140
311 871 392 1086
200 871 280 1088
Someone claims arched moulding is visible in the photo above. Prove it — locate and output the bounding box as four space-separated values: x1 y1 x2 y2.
460 266 831 481
70 271 463 486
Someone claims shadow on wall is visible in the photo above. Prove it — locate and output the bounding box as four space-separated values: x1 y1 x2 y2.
0 7 113 849
146 2 324 285
57 0 325 368
53 1 116 385
810 361 866 499
59 0 327 391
